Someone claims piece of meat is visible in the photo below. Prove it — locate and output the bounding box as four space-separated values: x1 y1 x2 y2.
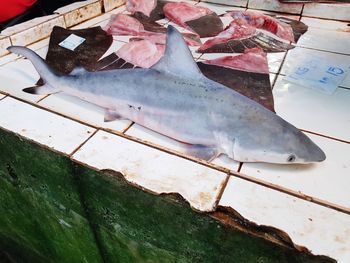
126 0 157 17
275 16 308 42
163 2 223 37
185 13 224 38
104 14 145 35
116 40 165 68
198 63 275 112
203 48 269 74
131 12 167 33
164 2 213 27
224 10 295 42
198 20 294 53
104 14 201 46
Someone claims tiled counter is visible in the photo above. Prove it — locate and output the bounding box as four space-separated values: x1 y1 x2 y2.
0 0 349 262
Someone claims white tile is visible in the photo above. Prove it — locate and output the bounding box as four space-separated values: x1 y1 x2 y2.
220 176 350 262
70 12 112 29
55 0 99 14
340 72 350 89
297 27 350 55
73 130 228 212
197 2 246 14
273 75 350 142
301 17 350 32
0 37 49 66
0 53 18 66
0 59 46 103
303 3 350 21
240 133 350 209
200 0 247 8
0 97 95 154
0 35 11 57
103 0 125 12
59 1 102 28
69 3 126 30
211 155 240 171
280 47 350 76
10 16 66 46
267 52 286 74
248 0 303 15
38 93 131 132
270 73 277 86
2 14 60 36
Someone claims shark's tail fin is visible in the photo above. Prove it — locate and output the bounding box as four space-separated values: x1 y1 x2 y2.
7 46 60 95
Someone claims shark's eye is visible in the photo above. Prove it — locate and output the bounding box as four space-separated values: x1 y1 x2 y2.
287 154 296 163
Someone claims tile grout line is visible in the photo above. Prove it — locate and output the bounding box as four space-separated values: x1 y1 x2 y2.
69 129 99 157
228 169 350 215
302 129 350 144
0 94 8 101
214 162 243 209
122 122 135 134
296 44 350 56
213 174 231 210
3 94 350 215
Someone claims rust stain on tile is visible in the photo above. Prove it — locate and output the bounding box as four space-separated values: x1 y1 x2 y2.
10 16 66 46
103 0 125 12
64 2 102 28
0 36 11 57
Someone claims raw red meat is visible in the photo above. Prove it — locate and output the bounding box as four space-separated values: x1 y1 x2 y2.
224 10 295 42
203 48 269 74
104 14 144 35
104 14 201 46
116 40 165 68
198 20 256 52
164 2 213 28
198 20 294 53
126 0 157 17
163 2 223 37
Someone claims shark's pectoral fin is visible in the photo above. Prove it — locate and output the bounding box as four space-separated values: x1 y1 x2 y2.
104 109 125 122
183 144 219 162
22 84 60 95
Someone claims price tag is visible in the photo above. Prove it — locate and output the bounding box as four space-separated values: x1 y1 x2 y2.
59 34 86 51
285 58 349 95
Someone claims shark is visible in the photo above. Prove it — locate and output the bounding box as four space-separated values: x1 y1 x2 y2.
7 25 326 164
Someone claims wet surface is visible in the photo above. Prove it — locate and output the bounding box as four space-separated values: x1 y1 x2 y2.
185 13 224 38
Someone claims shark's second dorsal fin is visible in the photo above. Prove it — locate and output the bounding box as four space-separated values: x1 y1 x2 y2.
152 25 203 79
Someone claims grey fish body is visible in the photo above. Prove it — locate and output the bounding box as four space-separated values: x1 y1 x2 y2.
8 26 325 164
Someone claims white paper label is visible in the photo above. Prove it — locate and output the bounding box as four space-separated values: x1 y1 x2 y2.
59 34 86 51
285 58 350 95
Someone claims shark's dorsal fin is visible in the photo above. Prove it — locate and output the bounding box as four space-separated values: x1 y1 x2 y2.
152 25 203 79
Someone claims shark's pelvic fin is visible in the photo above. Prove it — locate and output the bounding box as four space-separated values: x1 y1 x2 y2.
104 109 125 122
70 66 88 75
152 25 203 80
183 144 219 161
